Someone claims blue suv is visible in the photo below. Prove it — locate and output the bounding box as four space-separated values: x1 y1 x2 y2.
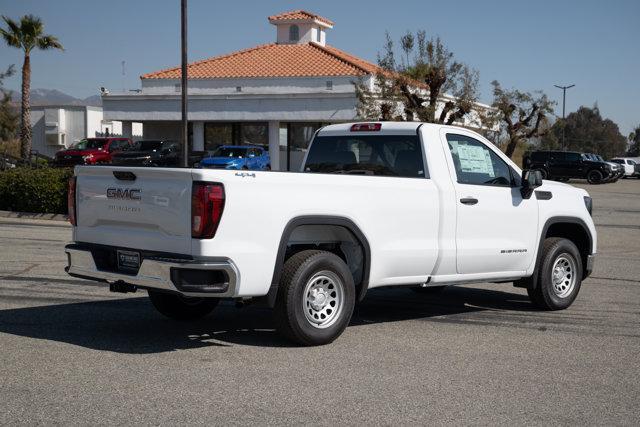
200 145 270 170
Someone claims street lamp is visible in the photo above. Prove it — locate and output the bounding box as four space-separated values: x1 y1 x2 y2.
554 84 575 150
181 0 189 167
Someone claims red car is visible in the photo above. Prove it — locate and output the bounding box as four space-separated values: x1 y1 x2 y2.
55 137 133 167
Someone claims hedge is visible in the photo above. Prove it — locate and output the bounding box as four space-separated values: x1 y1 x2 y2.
0 167 74 214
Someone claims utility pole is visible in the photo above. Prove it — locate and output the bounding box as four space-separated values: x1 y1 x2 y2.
181 0 189 167
554 84 575 150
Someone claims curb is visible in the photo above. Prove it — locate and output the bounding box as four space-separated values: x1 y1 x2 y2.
0 210 69 222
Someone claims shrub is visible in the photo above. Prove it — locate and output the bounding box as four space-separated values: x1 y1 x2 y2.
0 167 73 214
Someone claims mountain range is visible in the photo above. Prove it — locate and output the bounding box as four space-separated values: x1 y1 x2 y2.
8 88 102 107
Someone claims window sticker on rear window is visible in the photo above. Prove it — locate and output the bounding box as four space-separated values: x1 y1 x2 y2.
456 144 495 177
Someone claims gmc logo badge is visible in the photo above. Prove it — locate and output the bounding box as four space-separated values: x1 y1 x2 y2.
106 188 141 200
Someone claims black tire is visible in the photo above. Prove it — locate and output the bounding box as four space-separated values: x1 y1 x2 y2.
274 250 355 346
411 285 446 294
148 290 219 321
537 168 549 180
587 169 603 184
527 237 582 310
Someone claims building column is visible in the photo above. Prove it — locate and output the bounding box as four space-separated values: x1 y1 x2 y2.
192 121 205 152
121 121 132 139
268 120 280 171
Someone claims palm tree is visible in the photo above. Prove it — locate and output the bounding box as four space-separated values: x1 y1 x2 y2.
1 15 63 160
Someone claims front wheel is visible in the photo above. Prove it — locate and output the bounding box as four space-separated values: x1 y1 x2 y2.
527 237 583 310
148 290 219 320
274 250 355 346
587 170 603 184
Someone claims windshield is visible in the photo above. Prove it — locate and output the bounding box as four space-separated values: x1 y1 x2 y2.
596 155 605 162
305 135 425 177
131 141 164 151
213 147 248 158
70 139 107 150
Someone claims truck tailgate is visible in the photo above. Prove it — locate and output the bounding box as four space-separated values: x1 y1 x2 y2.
74 166 193 254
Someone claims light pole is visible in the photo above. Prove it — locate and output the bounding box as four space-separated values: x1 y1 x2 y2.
181 0 189 167
554 84 575 150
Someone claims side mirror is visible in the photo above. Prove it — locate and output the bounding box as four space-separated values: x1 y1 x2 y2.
521 169 542 199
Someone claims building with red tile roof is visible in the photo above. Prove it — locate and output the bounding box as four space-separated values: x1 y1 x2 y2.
102 10 487 171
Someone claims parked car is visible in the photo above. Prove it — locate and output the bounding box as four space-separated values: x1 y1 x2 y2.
111 140 180 167
65 122 596 346
199 145 270 170
611 157 639 178
584 154 623 182
523 150 614 184
54 137 133 167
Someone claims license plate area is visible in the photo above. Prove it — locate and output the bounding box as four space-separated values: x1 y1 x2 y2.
117 250 140 272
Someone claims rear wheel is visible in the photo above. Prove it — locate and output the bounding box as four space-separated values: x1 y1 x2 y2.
148 290 219 320
587 169 603 184
527 237 582 310
274 250 355 346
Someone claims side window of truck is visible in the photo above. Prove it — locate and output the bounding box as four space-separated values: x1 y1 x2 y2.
304 134 427 178
446 134 514 187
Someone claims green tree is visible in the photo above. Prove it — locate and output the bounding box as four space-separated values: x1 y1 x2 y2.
541 106 627 159
628 125 640 156
356 31 480 125
0 65 18 143
1 15 63 160
486 81 555 158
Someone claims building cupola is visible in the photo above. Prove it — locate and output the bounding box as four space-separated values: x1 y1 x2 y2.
268 10 334 46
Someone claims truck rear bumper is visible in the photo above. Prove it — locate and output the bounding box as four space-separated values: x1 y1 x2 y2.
65 244 239 298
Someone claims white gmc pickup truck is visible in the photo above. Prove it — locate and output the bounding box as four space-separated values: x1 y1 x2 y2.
65 122 596 346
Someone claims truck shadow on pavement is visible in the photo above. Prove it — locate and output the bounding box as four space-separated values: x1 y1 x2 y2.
0 285 534 352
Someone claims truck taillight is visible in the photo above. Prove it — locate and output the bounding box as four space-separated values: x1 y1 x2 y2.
68 176 77 226
192 182 225 239
350 123 381 132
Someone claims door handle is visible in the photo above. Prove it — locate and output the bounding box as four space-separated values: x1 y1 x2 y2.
460 197 478 205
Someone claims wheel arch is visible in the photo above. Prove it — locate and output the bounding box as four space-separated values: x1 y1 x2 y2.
266 216 371 306
528 216 594 286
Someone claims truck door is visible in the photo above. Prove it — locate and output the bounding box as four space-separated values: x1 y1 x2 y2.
442 132 538 274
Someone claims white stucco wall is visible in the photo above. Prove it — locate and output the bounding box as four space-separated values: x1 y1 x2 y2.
140 76 358 95
86 107 103 138
276 23 318 44
30 106 89 157
103 93 358 122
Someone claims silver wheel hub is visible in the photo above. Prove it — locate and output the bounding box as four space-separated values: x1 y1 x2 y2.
551 255 576 298
303 271 344 329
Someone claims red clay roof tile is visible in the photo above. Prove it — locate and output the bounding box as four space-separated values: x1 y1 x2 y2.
268 10 334 26
141 42 380 79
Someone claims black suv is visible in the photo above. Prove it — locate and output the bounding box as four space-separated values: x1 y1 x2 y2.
111 140 180 167
523 150 614 184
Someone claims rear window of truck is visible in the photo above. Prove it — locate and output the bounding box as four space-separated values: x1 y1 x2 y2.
304 135 426 178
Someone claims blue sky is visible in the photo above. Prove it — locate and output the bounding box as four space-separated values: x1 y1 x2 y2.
1 0 638 135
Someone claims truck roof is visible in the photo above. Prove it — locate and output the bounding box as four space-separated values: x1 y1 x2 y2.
318 121 477 136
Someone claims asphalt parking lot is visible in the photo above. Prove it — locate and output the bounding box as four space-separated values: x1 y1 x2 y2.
1 179 639 425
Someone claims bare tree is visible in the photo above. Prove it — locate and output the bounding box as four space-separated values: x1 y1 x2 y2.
356 30 480 125
487 80 555 158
